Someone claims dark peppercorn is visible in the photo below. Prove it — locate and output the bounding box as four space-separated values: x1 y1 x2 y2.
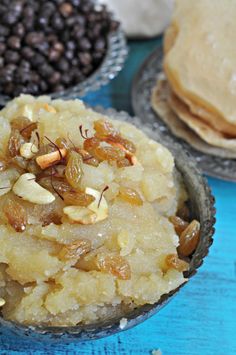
78 52 92 66
56 58 69 72
12 23 25 38
65 50 74 61
0 58 4 68
51 14 64 31
7 36 21 50
38 63 54 78
66 40 76 51
94 38 106 52
31 54 45 67
0 43 6 55
59 3 73 17
25 32 45 47
53 84 65 92
78 37 91 51
21 47 35 60
11 1 24 14
0 25 10 37
26 83 39 94
48 71 61 85
13 85 28 96
19 60 31 71
2 11 19 26
39 80 48 92
4 50 20 64
48 48 61 62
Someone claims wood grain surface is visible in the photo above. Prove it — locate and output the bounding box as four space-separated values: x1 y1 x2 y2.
0 39 235 355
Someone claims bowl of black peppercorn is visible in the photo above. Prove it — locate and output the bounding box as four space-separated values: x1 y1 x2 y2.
0 0 127 105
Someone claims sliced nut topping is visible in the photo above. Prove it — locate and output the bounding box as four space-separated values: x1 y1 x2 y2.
85 187 108 222
0 298 5 307
20 143 39 159
18 103 56 121
36 148 67 170
63 187 108 224
63 206 97 224
13 173 55 205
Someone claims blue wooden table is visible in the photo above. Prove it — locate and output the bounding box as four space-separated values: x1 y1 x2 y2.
0 39 236 355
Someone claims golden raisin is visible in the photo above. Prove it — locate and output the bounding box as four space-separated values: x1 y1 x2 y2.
165 254 189 272
94 146 125 162
94 119 116 139
20 122 38 140
76 252 99 271
83 137 100 155
106 135 136 154
11 116 31 131
76 148 99 167
65 151 83 190
8 130 24 157
178 220 200 257
98 255 131 280
63 190 95 207
41 212 62 227
116 158 131 168
59 239 91 260
4 199 27 233
119 186 143 206
169 216 189 236
39 177 71 194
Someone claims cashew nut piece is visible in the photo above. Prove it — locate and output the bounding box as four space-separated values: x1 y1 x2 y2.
64 188 108 224
13 173 55 204
63 206 97 224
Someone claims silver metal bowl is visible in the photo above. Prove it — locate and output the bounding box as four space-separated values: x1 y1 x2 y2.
0 108 215 342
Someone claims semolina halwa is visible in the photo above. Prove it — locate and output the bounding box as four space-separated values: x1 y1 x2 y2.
0 95 198 326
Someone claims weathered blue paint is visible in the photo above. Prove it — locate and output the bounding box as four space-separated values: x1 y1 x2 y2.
0 39 235 355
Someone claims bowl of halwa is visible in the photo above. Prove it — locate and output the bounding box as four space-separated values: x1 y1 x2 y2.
0 96 215 342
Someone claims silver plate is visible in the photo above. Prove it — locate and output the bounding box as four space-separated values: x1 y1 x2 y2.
131 46 236 182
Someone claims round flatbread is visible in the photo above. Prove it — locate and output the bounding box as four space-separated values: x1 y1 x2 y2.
151 78 236 159
169 93 236 151
164 0 236 133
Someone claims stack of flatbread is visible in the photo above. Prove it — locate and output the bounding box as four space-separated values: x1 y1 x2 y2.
151 0 236 158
